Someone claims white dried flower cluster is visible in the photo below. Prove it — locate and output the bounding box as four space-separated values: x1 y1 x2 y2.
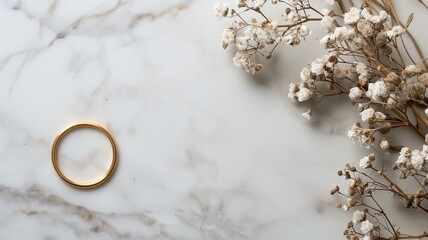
288 5 428 136
317 7 395 57
360 220 374 235
349 87 363 100
366 80 388 101
352 210 366 224
287 52 341 104
216 0 315 73
334 164 384 239
320 15 336 32
359 153 375 169
359 108 386 122
214 2 233 19
361 8 389 23
288 82 314 102
347 123 375 148
344 7 360 24
386 26 405 38
395 145 428 171
355 63 371 85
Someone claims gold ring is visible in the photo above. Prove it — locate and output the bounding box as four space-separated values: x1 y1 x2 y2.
51 122 118 189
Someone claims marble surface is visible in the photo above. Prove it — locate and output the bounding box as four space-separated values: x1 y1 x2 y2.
0 0 426 239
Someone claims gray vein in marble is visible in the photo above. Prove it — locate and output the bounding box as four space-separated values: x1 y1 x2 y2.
129 0 193 29
50 0 129 46
4 0 127 94
0 185 164 239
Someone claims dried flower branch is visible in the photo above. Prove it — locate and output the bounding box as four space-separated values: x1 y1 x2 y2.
332 151 427 239
216 0 428 239
214 0 324 73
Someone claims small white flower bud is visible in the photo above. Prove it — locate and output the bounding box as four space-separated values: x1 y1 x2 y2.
380 138 390 150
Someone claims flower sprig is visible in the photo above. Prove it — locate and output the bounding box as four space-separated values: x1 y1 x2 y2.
332 150 428 239
214 0 323 73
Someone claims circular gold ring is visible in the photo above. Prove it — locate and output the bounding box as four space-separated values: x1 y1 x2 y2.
51 122 118 189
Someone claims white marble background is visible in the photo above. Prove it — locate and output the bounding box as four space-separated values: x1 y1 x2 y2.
0 0 426 239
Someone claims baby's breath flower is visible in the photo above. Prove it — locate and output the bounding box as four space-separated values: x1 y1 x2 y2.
403 64 422 77
352 210 366 224
386 97 396 108
320 16 336 32
284 35 300 46
345 179 357 195
360 220 374 234
296 86 314 102
221 27 237 49
360 135 374 148
236 36 250 50
422 145 428 157
288 82 299 101
370 11 389 23
334 27 355 42
355 63 368 76
361 8 372 20
396 147 411 167
387 26 405 38
361 8 389 23
348 123 370 145
285 10 301 23
233 52 262 74
366 80 388 101
343 7 361 25
376 11 390 23
374 111 386 120
349 87 363 100
214 2 230 19
359 153 375 169
411 149 425 170
320 34 336 48
233 52 250 70
380 138 390 150
341 204 350 211
310 58 324 75
302 109 312 120
299 25 311 37
300 67 312 82
360 108 375 122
